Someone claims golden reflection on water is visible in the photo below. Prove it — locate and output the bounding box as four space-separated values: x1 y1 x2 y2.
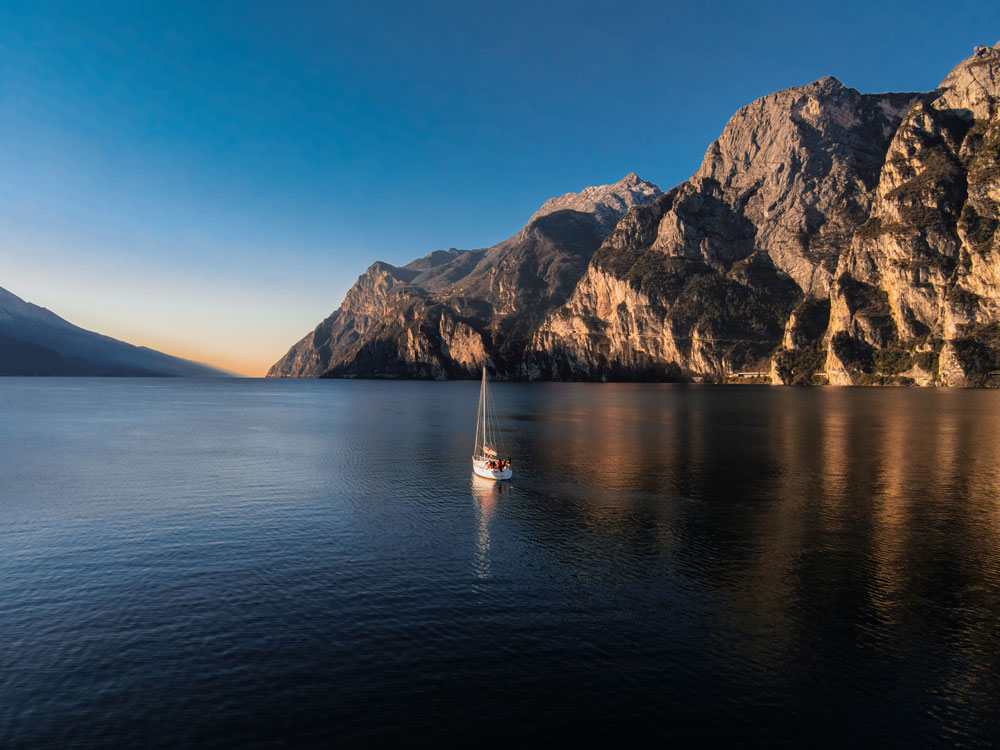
734 393 812 653
491 385 1000 708
866 392 913 632
763 390 1000 699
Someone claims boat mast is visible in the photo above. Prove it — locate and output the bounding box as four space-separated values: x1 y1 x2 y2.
481 367 488 455
474 367 483 456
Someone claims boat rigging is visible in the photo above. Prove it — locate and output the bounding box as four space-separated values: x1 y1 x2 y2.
472 367 512 481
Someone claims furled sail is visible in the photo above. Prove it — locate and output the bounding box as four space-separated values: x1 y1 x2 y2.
474 367 505 460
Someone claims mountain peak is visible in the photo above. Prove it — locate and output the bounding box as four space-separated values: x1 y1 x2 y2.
808 75 845 92
529 174 663 232
933 42 1000 119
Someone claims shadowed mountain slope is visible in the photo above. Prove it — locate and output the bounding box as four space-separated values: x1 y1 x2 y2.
0 286 229 377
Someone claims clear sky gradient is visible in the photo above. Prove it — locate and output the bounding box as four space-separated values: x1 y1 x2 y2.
2 1 998 375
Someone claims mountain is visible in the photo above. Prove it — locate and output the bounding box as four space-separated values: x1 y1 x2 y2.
0 286 229 377
271 43 1000 386
268 174 662 378
530 77 923 382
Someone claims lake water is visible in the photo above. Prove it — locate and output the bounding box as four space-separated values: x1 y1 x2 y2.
1 378 999 747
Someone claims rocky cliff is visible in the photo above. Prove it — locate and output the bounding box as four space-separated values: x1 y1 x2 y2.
271 44 1000 385
820 44 1000 386
268 174 663 378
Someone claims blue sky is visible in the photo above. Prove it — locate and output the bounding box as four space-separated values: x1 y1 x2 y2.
1 1 998 374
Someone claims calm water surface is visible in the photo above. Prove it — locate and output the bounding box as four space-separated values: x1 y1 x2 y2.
1 379 999 747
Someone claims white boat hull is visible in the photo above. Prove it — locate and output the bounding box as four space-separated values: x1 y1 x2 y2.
473 459 512 481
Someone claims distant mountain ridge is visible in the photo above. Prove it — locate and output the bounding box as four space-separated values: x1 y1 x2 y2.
270 42 1000 386
0 286 228 377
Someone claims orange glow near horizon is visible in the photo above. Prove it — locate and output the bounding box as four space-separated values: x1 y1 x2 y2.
172 347 265 377
136 337 282 378
1 258 324 380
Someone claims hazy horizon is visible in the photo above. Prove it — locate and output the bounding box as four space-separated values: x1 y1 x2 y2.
3 1 999 375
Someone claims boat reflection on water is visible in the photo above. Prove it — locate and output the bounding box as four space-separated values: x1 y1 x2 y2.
471 475 508 579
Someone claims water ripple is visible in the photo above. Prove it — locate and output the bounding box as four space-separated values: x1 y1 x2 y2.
1 379 999 747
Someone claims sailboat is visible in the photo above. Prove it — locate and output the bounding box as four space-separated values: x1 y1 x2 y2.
472 367 512 480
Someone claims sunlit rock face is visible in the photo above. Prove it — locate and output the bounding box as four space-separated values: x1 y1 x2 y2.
271 43 1000 385
530 76 920 381
825 42 1000 386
